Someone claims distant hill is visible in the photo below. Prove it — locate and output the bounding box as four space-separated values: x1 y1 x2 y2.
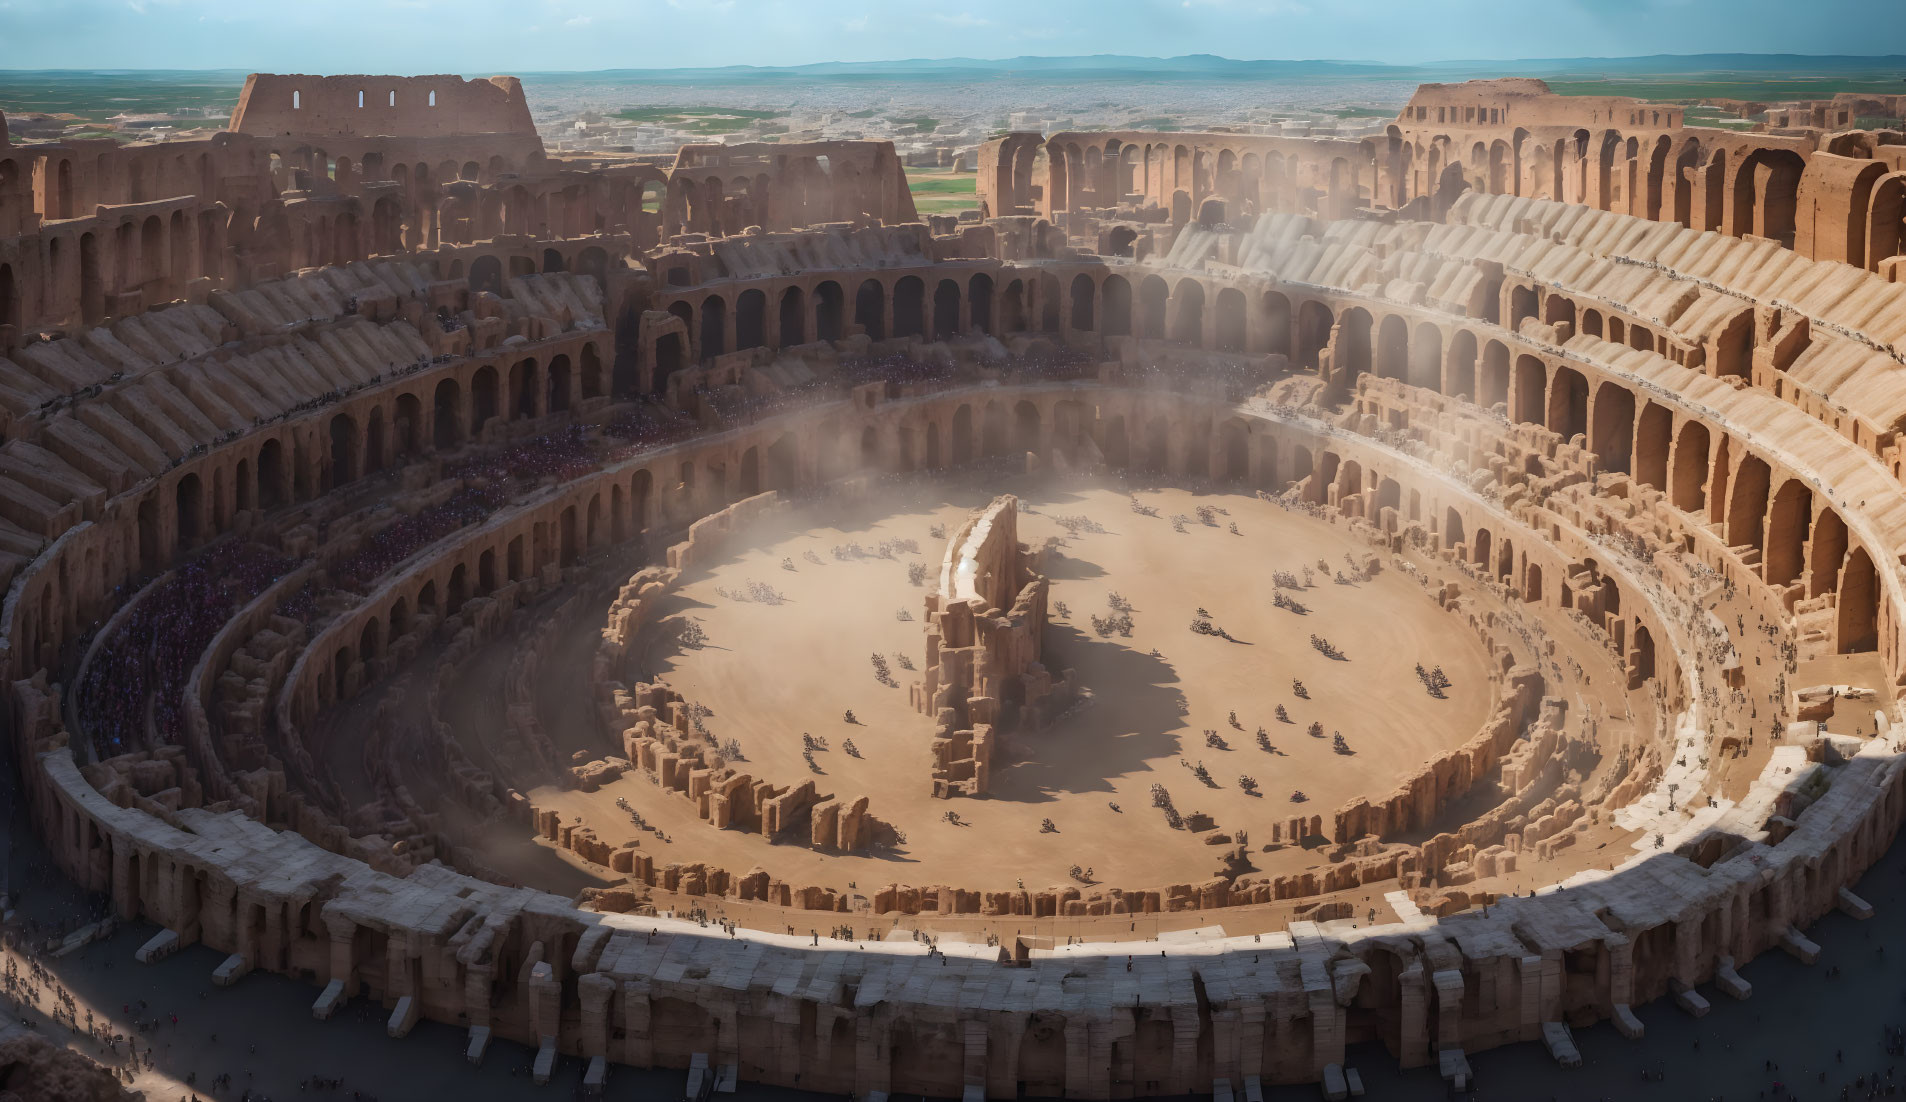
522 53 1906 81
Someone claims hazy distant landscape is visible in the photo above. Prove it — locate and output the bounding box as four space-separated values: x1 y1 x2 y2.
2 53 1900 214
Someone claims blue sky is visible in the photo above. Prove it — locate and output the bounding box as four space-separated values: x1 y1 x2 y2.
1 0 1901 72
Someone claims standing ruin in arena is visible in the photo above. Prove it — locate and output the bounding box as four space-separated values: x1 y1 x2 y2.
4 58 1906 1100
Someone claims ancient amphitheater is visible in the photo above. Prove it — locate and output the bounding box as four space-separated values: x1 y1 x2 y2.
4 72 1906 1099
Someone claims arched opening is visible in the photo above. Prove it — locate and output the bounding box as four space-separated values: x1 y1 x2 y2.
1725 453 1772 553
981 403 1008 457
1809 509 1848 598
1589 382 1635 473
893 277 925 338
1375 314 1408 381
815 281 843 342
1671 420 1710 512
1764 480 1811 588
257 439 285 510
433 379 462 449
968 273 993 335
175 474 202 552
471 366 499 432
699 294 728 359
855 279 886 341
468 255 502 296
1220 420 1248 481
1214 288 1246 352
1139 276 1169 339
779 285 806 345
1000 279 1026 332
1546 365 1588 441
1635 402 1671 490
1444 507 1465 552
735 288 767 350
1100 275 1132 337
1297 301 1332 371
1445 330 1477 400
1170 280 1204 344
653 334 683 393
1069 273 1095 331
328 413 357 487
1838 546 1878 653
933 278 960 339
1013 401 1041 455
1511 355 1545 425
739 446 761 497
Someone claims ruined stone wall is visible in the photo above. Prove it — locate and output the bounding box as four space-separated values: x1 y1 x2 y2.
912 494 1069 797
230 74 537 143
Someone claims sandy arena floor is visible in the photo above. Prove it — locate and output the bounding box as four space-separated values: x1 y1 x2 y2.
531 475 1497 893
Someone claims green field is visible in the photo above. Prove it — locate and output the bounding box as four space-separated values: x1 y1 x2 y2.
906 168 978 216
888 115 940 133
613 105 784 134
0 70 244 138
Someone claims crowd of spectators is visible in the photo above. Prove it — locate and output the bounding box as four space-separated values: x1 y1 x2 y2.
77 541 297 757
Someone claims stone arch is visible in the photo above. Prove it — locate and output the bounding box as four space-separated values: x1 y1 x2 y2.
933 278 961 339
1138 276 1169 339
1547 365 1588 441
1838 545 1879 653
1809 508 1848 598
735 288 767 350
967 273 993 335
1764 480 1812 588
1012 401 1041 455
1445 329 1477 400
893 276 925 338
1635 401 1671 491
1725 453 1772 553
815 280 844 341
854 279 886 341
1478 341 1510 409
1259 291 1291 358
1069 273 1096 331
699 294 727 358
432 378 462 449
1215 287 1246 352
471 365 499 432
1589 381 1635 473
1671 420 1710 511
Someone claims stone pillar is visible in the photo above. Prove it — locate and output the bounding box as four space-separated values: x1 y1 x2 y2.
621 979 654 1066
1398 961 1429 1067
855 1006 893 1097
578 973 614 1060
465 960 495 1030
110 840 138 921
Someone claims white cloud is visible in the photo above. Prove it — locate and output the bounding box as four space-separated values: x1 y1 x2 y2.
126 0 146 12
666 0 736 9
564 13 591 25
930 11 990 26
843 15 869 31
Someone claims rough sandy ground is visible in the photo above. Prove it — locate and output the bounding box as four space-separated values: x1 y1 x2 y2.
536 477 1496 893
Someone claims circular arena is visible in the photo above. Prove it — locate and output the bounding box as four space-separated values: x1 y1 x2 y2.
4 73 1906 1099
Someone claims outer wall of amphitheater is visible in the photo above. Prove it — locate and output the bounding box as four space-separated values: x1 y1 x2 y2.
4 72 1906 1098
